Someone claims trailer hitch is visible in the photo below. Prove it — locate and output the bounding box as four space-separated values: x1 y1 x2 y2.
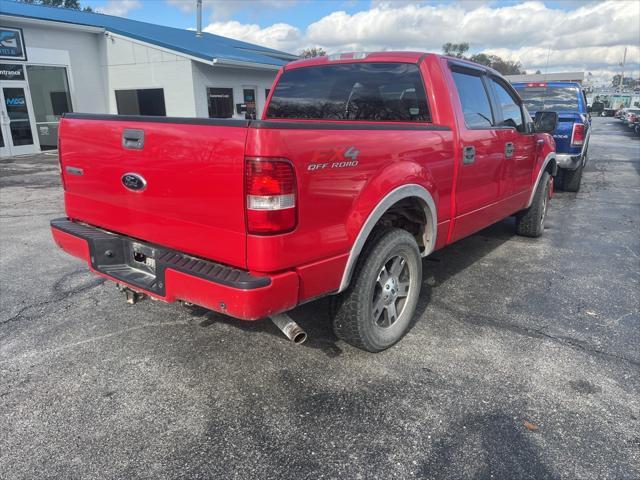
117 284 145 305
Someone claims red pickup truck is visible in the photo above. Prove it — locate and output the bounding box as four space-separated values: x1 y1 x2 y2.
51 52 556 352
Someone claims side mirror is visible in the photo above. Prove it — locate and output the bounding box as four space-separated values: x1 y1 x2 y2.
534 111 558 133
587 105 592 113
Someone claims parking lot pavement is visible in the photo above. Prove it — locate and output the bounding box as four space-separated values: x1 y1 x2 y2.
0 117 638 479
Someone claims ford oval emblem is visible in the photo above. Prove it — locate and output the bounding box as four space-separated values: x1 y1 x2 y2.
121 173 147 192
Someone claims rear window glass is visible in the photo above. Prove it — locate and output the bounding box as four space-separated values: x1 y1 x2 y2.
266 63 430 122
514 86 580 112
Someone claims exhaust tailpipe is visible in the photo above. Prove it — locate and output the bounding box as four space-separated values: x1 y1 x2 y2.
270 314 307 345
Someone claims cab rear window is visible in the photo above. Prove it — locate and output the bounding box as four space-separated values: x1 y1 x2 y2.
266 62 431 122
514 86 580 112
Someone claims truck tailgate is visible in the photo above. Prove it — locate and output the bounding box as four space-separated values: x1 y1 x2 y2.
59 114 249 268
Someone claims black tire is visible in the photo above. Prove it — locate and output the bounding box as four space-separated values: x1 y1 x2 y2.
516 171 550 238
561 160 584 192
553 169 564 190
332 228 422 352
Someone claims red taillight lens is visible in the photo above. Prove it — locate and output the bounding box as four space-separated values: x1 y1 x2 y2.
571 123 585 146
245 157 296 234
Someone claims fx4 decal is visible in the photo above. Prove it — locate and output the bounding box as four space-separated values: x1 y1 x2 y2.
308 146 360 171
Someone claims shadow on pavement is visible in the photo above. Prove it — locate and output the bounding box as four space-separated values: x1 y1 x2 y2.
189 218 516 357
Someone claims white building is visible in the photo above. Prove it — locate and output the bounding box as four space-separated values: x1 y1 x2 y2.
505 72 585 84
0 0 297 157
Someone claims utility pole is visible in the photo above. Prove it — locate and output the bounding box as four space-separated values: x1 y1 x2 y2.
619 47 627 92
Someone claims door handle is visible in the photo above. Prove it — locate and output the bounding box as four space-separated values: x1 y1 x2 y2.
505 142 514 158
122 129 144 150
463 146 475 165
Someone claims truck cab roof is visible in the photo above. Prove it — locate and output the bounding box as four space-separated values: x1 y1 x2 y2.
284 51 502 77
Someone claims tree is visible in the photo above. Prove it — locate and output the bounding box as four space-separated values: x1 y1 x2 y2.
441 43 526 75
611 74 636 89
300 47 327 59
18 0 92 12
442 42 469 59
469 53 525 75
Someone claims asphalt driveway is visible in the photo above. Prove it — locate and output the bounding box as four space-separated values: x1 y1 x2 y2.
1 117 638 479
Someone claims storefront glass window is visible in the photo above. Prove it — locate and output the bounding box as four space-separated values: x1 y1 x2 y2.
115 89 166 116
26 65 72 150
207 87 233 118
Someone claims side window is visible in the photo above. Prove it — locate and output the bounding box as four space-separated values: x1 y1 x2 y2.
490 79 525 132
451 71 494 128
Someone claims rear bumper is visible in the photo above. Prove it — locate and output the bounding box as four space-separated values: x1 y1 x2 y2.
556 127 590 171
50 218 299 320
555 153 584 170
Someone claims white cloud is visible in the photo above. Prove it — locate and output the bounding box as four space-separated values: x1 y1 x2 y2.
201 0 640 83
203 20 303 51
96 0 142 16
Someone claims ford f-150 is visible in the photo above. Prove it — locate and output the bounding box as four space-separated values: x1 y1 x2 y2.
51 52 557 352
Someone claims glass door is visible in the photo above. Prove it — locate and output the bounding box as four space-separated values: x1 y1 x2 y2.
0 80 39 157
242 87 257 119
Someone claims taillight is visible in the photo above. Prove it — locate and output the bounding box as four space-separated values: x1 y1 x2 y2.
245 157 296 234
571 123 585 147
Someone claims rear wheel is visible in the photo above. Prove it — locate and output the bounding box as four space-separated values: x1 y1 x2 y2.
332 228 422 352
516 171 550 238
553 169 564 190
561 159 585 192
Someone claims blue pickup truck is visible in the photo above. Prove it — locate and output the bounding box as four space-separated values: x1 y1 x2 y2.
512 82 590 192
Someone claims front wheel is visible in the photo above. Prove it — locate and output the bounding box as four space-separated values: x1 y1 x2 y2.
516 171 551 238
332 228 422 352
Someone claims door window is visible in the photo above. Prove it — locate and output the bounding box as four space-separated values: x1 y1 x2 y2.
451 71 494 128
27 65 73 150
207 87 233 118
115 88 166 116
490 78 525 132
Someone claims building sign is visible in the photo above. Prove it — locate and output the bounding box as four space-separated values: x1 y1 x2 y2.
0 63 25 81
0 27 27 61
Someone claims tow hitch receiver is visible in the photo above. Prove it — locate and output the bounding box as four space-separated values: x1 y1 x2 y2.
118 284 145 304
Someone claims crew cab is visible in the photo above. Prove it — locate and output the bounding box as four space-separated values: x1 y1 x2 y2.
512 81 589 192
51 52 556 352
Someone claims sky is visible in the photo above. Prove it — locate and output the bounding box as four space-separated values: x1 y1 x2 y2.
84 0 640 85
